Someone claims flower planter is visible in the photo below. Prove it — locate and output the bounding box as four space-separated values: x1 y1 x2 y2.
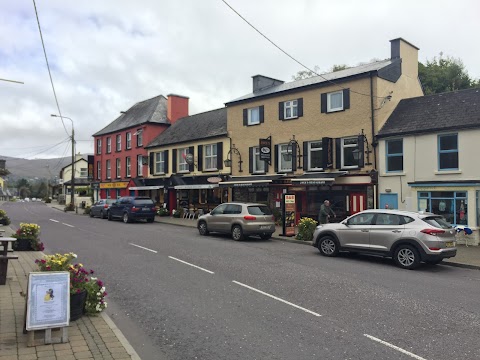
13 238 33 251
70 290 87 321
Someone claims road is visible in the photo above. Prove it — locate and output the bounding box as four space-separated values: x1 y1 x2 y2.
3 201 480 360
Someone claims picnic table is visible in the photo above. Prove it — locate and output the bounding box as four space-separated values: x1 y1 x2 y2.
0 237 18 285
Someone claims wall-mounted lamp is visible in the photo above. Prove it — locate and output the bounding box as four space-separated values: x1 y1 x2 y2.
352 129 372 166
224 144 243 172
133 129 143 136
283 135 302 169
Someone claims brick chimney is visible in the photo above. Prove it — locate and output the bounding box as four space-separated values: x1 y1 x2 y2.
167 94 189 124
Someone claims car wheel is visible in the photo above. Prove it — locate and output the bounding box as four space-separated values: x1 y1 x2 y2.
260 233 271 240
394 245 420 270
89 211 94 218
318 236 339 257
102 210 108 219
198 221 209 236
146 217 154 223
123 212 131 224
231 225 244 241
108 212 112 221
426 259 443 265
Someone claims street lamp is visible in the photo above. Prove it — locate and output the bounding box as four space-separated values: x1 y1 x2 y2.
352 129 372 166
51 114 75 207
224 144 243 172
283 135 302 170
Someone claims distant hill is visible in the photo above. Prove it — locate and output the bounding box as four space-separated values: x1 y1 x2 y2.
0 154 92 181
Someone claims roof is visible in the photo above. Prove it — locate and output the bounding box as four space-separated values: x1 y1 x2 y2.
60 157 87 171
226 59 392 105
378 87 480 138
93 95 168 136
146 108 227 148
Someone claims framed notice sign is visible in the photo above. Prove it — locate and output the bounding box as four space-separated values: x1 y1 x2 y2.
26 272 70 330
282 194 296 237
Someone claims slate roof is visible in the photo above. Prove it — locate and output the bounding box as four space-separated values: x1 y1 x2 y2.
146 108 227 148
226 59 392 104
93 95 168 136
377 87 480 138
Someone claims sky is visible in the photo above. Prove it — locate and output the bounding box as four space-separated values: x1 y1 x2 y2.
0 0 479 160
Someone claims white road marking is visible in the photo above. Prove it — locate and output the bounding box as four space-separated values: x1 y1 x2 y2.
232 280 321 317
168 256 214 274
364 334 427 360
62 223 74 228
49 219 59 223
129 243 158 253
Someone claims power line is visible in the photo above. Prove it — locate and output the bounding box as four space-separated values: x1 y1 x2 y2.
11 137 70 159
32 0 70 137
0 78 24 84
220 0 384 99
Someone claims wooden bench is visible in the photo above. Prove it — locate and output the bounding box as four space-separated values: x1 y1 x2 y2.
0 237 18 285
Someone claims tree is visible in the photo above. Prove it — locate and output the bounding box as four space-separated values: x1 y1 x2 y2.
419 54 478 95
292 64 351 81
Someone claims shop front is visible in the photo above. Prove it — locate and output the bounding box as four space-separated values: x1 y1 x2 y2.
98 181 129 199
128 178 166 207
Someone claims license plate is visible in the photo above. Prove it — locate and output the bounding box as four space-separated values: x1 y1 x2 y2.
260 225 271 230
143 207 150 211
445 242 455 248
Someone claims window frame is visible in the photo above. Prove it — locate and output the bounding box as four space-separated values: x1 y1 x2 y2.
155 152 165 175
106 159 111 179
341 137 359 169
418 191 467 226
116 158 121 178
80 167 88 178
308 140 323 171
386 138 404 172
136 129 143 147
126 132 131 149
284 100 298 119
126 157 131 177
137 155 143 177
204 144 218 171
178 148 189 173
96 139 102 154
252 146 266 173
278 143 293 172
438 133 459 171
96 161 101 180
327 90 344 112
106 137 111 153
116 134 121 152
248 107 260 125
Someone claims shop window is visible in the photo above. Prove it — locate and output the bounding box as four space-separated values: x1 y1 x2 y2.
308 140 323 170
418 191 467 226
105 189 110 199
438 134 458 170
386 139 403 172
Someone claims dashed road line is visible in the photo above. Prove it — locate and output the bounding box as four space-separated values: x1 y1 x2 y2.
49 219 59 223
168 256 214 274
232 280 321 317
129 243 158 253
62 223 74 228
364 334 427 360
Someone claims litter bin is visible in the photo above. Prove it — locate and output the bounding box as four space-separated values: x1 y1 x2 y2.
81 201 86 209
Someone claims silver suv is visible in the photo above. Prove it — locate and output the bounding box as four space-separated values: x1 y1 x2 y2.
197 202 275 241
312 209 457 269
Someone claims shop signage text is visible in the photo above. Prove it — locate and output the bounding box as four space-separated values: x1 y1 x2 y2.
259 136 272 163
100 182 129 189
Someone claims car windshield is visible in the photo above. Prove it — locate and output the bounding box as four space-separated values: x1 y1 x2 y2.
106 199 115 204
423 216 452 229
247 205 272 215
134 199 154 205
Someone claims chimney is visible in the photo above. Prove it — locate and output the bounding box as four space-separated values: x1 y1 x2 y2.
390 38 420 78
167 94 189 124
252 75 284 93
75 153 83 161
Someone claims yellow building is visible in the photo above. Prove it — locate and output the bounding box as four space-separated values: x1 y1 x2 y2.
223 38 423 222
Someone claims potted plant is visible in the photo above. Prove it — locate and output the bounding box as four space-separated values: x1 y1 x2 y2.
296 217 318 242
0 209 11 225
157 207 170 217
12 223 44 251
35 253 107 320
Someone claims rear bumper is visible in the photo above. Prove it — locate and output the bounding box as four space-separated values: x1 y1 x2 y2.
130 212 156 220
243 222 275 235
422 248 457 261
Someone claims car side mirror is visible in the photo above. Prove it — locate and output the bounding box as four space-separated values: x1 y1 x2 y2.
342 221 349 226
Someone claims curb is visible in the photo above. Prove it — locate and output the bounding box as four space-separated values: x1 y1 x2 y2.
101 312 141 360
442 261 480 270
271 236 313 246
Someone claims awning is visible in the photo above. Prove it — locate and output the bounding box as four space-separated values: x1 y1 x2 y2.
129 186 164 190
219 175 284 187
174 184 218 190
289 171 347 185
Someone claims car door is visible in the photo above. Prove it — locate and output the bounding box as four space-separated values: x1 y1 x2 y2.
207 204 228 233
336 212 375 249
92 201 101 216
369 213 405 251
110 198 123 218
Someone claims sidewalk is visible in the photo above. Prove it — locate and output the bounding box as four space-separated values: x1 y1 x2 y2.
0 226 140 360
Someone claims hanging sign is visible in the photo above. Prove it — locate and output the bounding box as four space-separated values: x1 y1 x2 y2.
259 137 272 163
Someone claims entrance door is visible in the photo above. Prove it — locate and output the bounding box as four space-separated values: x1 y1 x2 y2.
349 193 366 215
380 193 398 209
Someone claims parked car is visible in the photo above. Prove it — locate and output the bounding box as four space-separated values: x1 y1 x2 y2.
197 202 275 241
108 197 156 223
312 209 457 270
90 199 115 219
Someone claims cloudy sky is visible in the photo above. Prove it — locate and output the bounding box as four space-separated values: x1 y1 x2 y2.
1 0 479 159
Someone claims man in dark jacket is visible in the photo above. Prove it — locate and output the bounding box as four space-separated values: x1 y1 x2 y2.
318 200 335 224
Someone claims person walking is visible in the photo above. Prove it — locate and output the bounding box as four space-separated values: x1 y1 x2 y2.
318 200 335 224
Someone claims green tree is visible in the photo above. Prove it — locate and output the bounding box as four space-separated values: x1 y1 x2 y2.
419 55 478 95
16 178 31 199
292 64 350 81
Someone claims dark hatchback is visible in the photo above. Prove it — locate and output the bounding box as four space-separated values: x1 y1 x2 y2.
90 199 115 219
108 196 156 223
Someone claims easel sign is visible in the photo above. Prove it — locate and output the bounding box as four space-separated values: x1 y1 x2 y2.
26 272 70 331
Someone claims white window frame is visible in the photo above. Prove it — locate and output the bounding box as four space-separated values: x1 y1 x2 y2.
248 107 260 125
116 159 121 178
116 135 121 151
96 139 102 154
80 167 88 178
253 146 265 173
126 132 131 149
106 137 111 153
97 161 101 180
137 155 143 177
137 129 143 147
204 144 217 171
178 148 189 173
308 140 323 170
155 152 165 174
327 91 344 112
284 100 298 119
341 137 359 169
106 160 111 179
126 157 131 177
278 143 292 172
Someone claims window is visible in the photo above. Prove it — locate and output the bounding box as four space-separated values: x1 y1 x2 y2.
126 157 131 177
106 160 111 179
347 213 375 225
96 139 102 154
374 213 402 225
204 144 217 170
105 189 110 199
253 147 265 173
178 148 189 172
126 132 131 149
96 161 101 180
248 107 260 125
116 135 121 151
137 155 143 177
284 100 298 119
116 189 121 198
279 144 292 172
155 152 165 174
386 139 403 172
438 134 458 170
327 91 344 112
106 137 111 153
308 141 323 170
116 159 121 178
341 137 358 168
136 129 143 147
418 191 467 226
80 167 88 178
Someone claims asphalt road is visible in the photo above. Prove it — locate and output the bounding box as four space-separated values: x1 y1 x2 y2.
3 201 480 360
